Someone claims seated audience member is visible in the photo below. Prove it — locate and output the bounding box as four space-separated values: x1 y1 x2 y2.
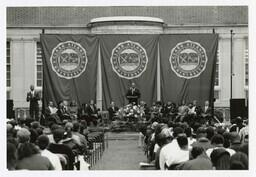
191 127 212 151
108 101 119 121
206 126 215 142
229 132 242 152
230 152 248 170
62 122 82 154
16 142 54 170
184 127 196 150
29 128 39 144
179 146 212 170
17 128 31 144
206 134 235 158
45 101 62 124
47 128 75 170
37 135 62 170
239 119 248 143
47 124 61 143
7 142 17 170
86 100 99 126
159 127 184 170
154 129 172 169
72 121 88 149
210 148 230 170
166 134 189 170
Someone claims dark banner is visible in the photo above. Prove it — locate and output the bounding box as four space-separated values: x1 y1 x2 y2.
41 34 98 108
99 35 158 109
159 34 218 106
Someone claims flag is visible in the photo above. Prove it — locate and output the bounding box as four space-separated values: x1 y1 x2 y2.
99 34 158 109
40 34 98 108
159 34 218 106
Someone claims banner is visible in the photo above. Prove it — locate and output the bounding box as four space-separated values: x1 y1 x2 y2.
41 34 98 108
99 35 158 109
159 34 218 106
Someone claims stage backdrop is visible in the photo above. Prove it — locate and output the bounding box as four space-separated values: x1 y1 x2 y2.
159 34 218 106
99 35 158 109
40 34 98 108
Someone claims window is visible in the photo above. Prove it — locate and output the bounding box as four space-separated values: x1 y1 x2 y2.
215 50 220 86
244 38 248 100
7 41 11 87
214 90 219 100
7 41 11 99
36 42 43 88
214 49 220 100
244 49 248 86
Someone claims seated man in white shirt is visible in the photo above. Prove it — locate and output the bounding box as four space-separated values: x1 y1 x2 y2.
37 135 62 170
159 127 186 170
206 134 236 157
165 134 190 170
45 101 62 124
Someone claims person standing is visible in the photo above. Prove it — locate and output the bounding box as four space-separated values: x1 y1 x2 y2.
126 82 141 105
26 85 40 121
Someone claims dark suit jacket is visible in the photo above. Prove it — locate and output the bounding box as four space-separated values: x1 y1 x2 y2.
126 87 141 104
108 106 119 120
203 106 212 114
26 91 40 107
86 104 98 117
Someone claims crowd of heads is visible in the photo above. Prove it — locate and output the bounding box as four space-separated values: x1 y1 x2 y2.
7 116 90 170
141 115 248 170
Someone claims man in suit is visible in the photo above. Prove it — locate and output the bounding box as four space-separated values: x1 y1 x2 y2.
108 101 119 121
126 82 141 105
26 85 40 120
86 100 98 126
45 101 62 125
203 100 212 115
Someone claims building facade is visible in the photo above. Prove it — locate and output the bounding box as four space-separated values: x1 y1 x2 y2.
6 7 248 116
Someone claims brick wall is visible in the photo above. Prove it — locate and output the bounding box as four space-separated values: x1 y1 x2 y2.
7 6 248 27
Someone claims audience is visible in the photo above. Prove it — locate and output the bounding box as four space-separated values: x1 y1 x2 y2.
6 98 249 171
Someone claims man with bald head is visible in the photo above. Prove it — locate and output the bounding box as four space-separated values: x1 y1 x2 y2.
26 85 40 121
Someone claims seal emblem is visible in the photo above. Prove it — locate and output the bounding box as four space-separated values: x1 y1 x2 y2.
50 41 87 79
169 40 208 79
111 40 148 79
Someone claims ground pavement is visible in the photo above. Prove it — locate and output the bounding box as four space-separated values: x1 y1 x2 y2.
92 132 147 170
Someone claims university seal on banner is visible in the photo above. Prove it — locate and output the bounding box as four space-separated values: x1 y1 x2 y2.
50 41 87 79
111 41 148 79
169 40 208 79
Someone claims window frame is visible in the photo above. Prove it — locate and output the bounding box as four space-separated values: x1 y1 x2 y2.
214 48 221 100
6 40 11 99
35 41 43 91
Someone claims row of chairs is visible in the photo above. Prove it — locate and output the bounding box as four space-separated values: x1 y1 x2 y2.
85 131 108 169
